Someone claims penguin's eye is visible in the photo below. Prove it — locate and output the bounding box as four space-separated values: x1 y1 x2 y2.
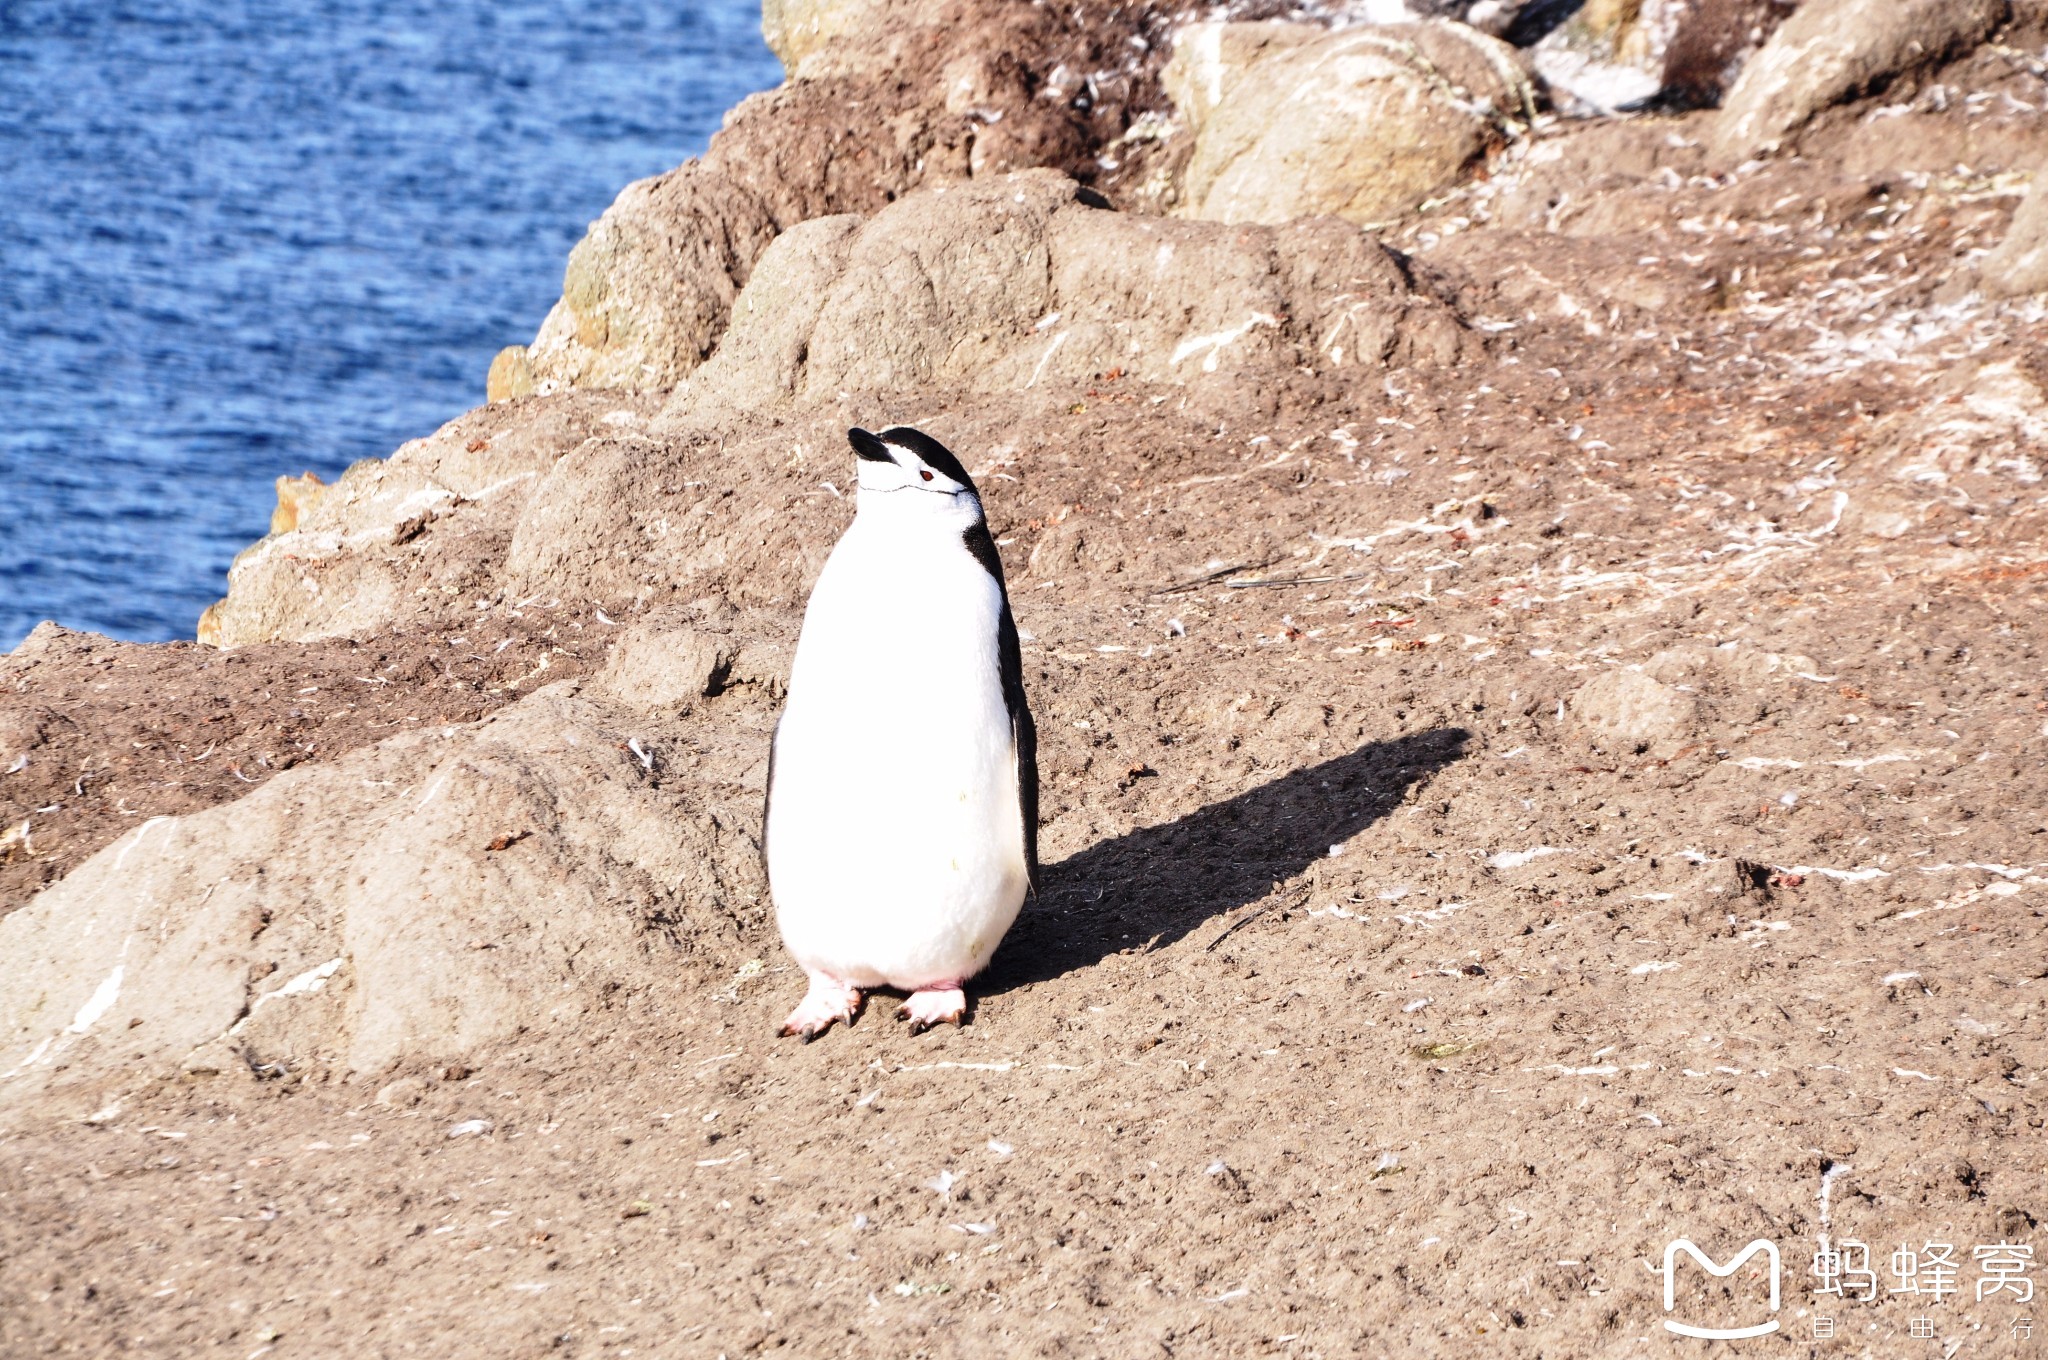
919 469 934 482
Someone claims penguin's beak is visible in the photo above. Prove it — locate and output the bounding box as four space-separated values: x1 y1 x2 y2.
848 428 894 463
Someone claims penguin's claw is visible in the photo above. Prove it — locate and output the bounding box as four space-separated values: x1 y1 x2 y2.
897 985 967 1033
780 976 862 1040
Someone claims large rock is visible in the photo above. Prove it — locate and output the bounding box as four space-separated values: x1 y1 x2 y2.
1572 668 1699 751
515 168 781 395
1162 20 1533 226
1710 0 2006 162
1519 0 1801 114
210 173 1462 646
662 171 1466 425
0 671 773 1114
507 3 1139 399
1523 0 1676 115
1981 173 2048 299
595 616 792 711
198 393 655 648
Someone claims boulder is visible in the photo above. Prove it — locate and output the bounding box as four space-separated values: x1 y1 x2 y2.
595 617 793 711
1162 20 1533 226
596 623 740 712
1572 668 1698 750
513 3 1131 399
0 681 770 1112
198 392 656 648
1710 0 2006 163
661 171 1465 426
520 167 781 395
1522 0 1671 115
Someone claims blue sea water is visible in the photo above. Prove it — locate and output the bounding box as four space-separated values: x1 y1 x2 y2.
0 0 782 651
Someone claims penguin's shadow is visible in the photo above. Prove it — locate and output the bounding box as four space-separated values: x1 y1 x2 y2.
984 728 1470 991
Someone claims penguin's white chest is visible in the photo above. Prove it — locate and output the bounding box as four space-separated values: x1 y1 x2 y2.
766 518 1028 990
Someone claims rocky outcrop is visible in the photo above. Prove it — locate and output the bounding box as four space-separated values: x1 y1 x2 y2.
662 172 1466 426
1520 0 1679 114
201 151 1470 655
0 618 785 1111
499 0 1162 400
1162 20 1533 226
1710 0 2007 161
199 392 657 648
513 173 782 395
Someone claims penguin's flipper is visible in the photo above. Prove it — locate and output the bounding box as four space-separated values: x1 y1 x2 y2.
961 519 1038 892
993 579 1037 891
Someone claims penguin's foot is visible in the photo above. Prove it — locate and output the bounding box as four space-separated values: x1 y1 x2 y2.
897 983 967 1034
780 975 862 1041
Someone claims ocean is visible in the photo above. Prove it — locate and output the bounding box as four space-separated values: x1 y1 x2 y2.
0 0 782 651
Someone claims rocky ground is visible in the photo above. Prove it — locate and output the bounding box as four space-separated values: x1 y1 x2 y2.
3 0 2046 1355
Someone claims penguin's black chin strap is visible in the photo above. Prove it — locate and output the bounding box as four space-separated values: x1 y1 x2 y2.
861 483 973 501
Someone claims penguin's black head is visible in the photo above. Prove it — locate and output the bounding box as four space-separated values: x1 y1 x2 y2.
848 426 980 501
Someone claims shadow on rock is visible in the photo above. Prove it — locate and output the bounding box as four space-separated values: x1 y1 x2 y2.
988 727 1470 990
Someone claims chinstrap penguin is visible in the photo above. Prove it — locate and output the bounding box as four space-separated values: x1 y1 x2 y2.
765 425 1037 1039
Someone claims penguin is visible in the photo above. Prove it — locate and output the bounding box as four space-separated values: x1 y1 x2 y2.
765 425 1037 1039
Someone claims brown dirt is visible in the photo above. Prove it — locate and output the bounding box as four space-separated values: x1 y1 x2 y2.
0 616 600 914
3 12 2048 1360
